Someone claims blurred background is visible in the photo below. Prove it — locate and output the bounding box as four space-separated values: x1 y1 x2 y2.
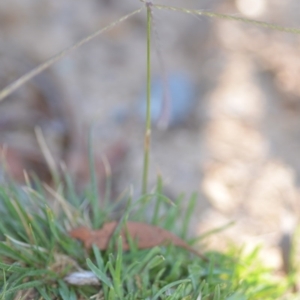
1 0 300 271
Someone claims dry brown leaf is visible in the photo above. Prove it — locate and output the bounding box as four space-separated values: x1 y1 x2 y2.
69 221 207 261
0 145 50 182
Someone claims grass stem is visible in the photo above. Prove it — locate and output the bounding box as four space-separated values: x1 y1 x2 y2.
142 4 152 195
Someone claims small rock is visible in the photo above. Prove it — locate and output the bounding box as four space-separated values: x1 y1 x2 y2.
64 271 100 286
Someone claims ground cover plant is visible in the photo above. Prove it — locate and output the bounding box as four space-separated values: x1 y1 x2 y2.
0 180 294 299
1 1 300 299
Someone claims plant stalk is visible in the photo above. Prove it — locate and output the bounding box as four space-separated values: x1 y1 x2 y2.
142 4 152 195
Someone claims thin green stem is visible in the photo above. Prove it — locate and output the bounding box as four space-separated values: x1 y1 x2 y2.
88 127 101 228
142 4 152 195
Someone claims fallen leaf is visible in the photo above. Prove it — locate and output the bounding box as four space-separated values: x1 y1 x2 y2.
69 221 207 261
0 145 50 183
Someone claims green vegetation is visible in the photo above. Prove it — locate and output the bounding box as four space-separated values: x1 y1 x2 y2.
0 179 293 299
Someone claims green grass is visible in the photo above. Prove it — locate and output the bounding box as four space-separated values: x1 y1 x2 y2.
0 177 295 299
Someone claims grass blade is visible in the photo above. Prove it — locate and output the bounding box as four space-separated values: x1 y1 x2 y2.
87 258 112 288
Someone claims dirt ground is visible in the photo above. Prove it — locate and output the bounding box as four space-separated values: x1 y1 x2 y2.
1 0 300 272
